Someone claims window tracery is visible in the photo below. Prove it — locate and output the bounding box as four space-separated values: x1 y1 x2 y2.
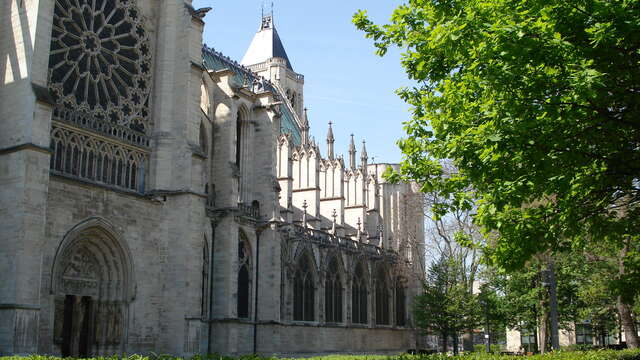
286 89 296 109
351 263 368 324
293 254 315 321
48 0 152 133
237 232 251 319
50 125 148 192
375 268 390 325
324 257 342 323
395 278 406 326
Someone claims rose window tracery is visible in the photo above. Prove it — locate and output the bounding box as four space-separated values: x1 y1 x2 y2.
48 0 152 133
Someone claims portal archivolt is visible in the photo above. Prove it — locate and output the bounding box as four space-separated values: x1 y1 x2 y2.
51 219 134 357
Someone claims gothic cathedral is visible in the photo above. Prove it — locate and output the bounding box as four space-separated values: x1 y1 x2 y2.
0 0 424 356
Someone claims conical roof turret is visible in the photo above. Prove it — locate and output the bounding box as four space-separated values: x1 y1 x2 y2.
241 11 293 70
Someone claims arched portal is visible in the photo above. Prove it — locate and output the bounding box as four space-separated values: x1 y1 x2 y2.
51 218 135 357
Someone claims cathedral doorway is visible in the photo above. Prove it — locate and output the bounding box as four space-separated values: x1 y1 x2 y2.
51 219 134 356
60 295 93 357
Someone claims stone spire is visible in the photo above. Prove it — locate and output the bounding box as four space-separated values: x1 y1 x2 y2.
348 134 356 170
331 209 337 235
361 140 368 169
301 108 310 146
302 199 308 228
327 121 335 160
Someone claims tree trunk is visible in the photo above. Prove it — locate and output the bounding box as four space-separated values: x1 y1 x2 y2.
538 264 549 355
617 296 639 349
452 330 459 355
462 330 474 352
617 242 639 349
441 331 448 353
538 304 549 354
547 261 560 350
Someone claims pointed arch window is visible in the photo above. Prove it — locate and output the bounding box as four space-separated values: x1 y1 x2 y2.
375 268 390 325
49 126 147 192
294 255 315 321
236 111 243 166
202 237 209 317
395 278 406 326
237 233 251 319
325 257 342 323
200 121 208 154
352 263 368 324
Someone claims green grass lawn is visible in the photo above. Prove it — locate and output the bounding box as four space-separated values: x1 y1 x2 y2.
3 350 640 360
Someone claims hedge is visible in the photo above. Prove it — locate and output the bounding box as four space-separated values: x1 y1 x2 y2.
2 350 640 360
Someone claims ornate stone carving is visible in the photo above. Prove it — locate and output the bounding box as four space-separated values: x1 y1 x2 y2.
49 0 152 133
60 247 100 296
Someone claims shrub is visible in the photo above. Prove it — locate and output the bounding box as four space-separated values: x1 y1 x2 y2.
472 344 503 354
2 350 640 360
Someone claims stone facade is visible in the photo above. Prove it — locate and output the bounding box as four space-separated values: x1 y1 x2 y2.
0 1 424 356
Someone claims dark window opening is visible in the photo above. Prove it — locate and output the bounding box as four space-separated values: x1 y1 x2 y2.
238 265 250 318
352 263 367 324
199 121 207 154
201 238 209 317
324 258 342 323
237 236 251 319
395 281 406 326
375 269 390 325
294 255 315 321
235 111 242 166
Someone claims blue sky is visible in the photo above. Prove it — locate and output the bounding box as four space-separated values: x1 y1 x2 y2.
192 0 413 164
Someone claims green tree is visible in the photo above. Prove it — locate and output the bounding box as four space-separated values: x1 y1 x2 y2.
421 162 484 351
354 0 640 347
414 256 479 354
486 254 585 352
477 283 508 351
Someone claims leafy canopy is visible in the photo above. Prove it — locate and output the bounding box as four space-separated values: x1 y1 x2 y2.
414 257 479 340
354 0 640 271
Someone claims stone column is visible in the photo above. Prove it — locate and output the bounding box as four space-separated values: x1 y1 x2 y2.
0 0 54 355
149 0 207 354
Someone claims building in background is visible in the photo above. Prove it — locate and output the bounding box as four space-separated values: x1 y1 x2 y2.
506 322 632 353
0 1 424 356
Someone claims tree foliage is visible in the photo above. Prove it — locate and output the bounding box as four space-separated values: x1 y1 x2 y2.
354 0 640 273
414 257 479 354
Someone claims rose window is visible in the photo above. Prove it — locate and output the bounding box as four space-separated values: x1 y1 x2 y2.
48 0 152 133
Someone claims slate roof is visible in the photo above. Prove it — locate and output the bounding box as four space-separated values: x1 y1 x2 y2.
240 15 293 70
201 45 302 145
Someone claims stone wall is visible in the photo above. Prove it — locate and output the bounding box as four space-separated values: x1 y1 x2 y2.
39 177 208 355
210 321 415 357
1 0 424 356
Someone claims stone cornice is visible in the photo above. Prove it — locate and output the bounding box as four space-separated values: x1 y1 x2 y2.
0 143 51 156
